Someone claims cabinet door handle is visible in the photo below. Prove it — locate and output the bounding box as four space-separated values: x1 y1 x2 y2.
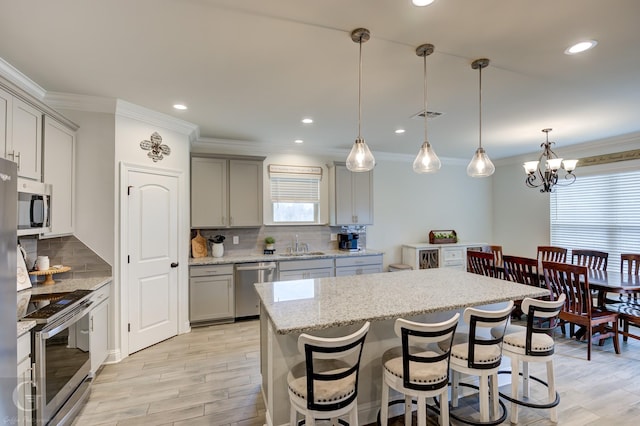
171 262 179 268
91 317 94 332
15 151 21 170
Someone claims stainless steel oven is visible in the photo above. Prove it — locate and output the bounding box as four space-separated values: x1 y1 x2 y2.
25 290 94 425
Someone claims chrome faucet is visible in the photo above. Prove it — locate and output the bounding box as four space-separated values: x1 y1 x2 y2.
294 234 299 253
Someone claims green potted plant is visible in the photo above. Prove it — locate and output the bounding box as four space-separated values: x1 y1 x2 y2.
265 236 276 250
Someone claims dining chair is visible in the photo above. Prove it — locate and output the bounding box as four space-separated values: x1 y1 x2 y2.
501 295 566 424
571 249 608 270
380 313 459 426
621 253 640 275
467 250 497 277
542 261 620 360
503 255 547 318
537 246 567 263
287 322 370 426
486 245 504 278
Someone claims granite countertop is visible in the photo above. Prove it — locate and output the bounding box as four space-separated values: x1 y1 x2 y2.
254 268 548 335
17 275 112 336
189 249 384 266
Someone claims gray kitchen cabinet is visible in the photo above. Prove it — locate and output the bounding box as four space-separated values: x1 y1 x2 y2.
0 87 10 160
329 162 373 225
42 116 76 237
1 92 42 181
191 156 264 228
16 332 32 426
89 283 110 375
189 264 234 324
278 258 335 280
334 254 383 276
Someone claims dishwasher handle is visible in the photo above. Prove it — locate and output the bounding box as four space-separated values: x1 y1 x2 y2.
235 262 277 271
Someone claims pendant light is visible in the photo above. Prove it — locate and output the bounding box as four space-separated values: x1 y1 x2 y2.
346 28 375 172
413 43 441 174
466 58 495 177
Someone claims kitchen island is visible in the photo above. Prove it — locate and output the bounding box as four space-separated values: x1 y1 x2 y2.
254 268 548 425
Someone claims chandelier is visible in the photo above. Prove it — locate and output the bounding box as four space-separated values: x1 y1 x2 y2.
523 128 578 193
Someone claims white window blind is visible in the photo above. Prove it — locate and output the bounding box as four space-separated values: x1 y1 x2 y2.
550 169 640 272
268 165 322 223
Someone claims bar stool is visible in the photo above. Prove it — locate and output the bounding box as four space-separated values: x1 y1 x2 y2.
380 313 460 426
448 301 513 424
500 295 565 424
287 322 370 426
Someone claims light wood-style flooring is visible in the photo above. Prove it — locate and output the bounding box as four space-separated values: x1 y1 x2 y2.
72 320 640 425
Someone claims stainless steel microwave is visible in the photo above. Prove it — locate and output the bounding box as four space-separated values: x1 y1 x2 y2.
17 178 52 236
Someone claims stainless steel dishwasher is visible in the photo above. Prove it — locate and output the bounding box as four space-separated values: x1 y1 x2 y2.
234 262 277 319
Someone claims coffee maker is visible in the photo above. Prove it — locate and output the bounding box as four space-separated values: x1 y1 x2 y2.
338 233 359 251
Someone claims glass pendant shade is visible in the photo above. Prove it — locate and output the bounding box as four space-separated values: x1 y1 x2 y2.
562 159 578 172
413 141 441 173
346 138 375 172
467 147 495 177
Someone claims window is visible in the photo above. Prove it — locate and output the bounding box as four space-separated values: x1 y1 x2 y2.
550 169 640 272
269 165 322 224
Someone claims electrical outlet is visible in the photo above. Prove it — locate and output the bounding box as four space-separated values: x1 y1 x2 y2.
233 236 239 244
330 233 337 241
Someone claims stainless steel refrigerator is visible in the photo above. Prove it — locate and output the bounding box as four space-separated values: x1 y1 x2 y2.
0 157 17 421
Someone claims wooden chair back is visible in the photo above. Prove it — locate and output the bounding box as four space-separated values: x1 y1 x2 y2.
502 255 541 287
467 250 497 277
542 261 592 316
488 245 503 265
621 253 640 274
571 249 608 271
537 246 567 263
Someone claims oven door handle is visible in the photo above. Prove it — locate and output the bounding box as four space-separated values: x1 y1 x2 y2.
40 301 94 339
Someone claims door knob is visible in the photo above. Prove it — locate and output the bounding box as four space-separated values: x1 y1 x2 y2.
171 262 179 268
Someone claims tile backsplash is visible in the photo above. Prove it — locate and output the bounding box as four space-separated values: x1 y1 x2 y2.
193 225 367 257
19 235 112 283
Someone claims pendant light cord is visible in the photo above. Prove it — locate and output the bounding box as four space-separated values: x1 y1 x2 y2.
478 65 483 149
358 36 363 139
423 53 428 142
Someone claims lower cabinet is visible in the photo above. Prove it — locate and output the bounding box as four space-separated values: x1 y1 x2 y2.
189 264 234 324
89 286 110 375
16 332 32 426
278 258 334 280
335 255 383 276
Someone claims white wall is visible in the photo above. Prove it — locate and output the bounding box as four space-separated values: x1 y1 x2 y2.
493 132 640 258
114 112 193 357
368 157 493 265
58 109 115 265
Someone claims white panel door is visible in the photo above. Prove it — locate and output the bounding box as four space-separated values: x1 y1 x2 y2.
127 169 179 354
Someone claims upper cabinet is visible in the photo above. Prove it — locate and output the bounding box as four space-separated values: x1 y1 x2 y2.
329 162 373 225
42 116 76 237
0 88 43 181
191 155 264 228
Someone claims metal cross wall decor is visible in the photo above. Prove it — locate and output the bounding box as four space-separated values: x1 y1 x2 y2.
140 132 171 162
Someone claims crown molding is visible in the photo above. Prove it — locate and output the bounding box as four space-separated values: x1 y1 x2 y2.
114 100 200 140
0 57 46 100
494 131 640 167
192 137 467 165
46 92 118 113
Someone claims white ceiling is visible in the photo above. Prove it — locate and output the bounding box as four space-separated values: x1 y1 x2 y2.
1 0 640 160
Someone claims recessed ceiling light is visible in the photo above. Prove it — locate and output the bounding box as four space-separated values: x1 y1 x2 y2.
173 104 187 110
564 40 597 55
301 118 313 124
294 139 304 144
395 129 406 134
412 0 435 6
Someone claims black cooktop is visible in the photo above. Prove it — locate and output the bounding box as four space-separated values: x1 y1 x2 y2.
22 290 92 323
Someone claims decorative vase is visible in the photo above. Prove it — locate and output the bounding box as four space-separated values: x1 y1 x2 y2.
212 243 224 258
266 243 275 251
